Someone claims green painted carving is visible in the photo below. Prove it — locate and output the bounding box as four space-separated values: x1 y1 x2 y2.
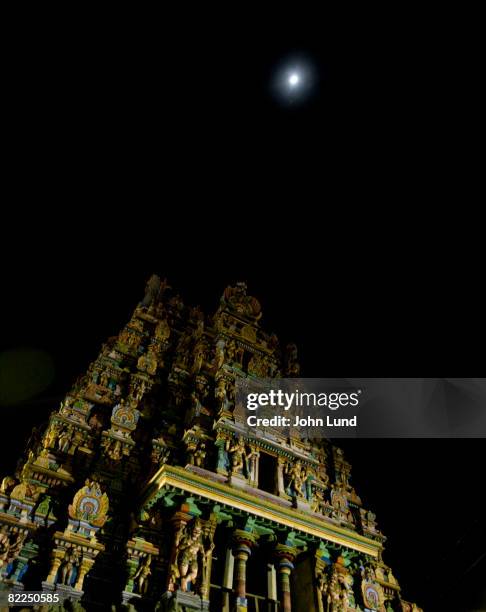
286 531 307 549
211 504 233 522
254 524 275 536
183 497 202 516
317 541 331 561
161 492 177 507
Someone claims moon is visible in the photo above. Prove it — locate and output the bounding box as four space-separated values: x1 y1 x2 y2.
271 56 317 106
288 73 300 87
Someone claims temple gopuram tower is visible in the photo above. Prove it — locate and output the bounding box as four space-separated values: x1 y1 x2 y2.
0 277 422 611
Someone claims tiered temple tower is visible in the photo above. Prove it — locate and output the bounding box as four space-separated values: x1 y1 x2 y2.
0 277 421 611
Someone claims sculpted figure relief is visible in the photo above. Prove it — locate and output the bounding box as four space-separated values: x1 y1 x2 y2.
331 571 353 611
10 481 40 502
0 528 26 570
317 568 332 611
137 346 158 375
57 427 73 453
193 442 207 467
102 437 124 461
226 438 246 474
227 437 252 475
215 377 227 409
215 436 230 473
170 519 214 593
317 565 354 612
155 317 170 341
214 340 226 371
1 475 17 495
59 547 82 586
221 282 262 320
225 438 258 479
311 487 332 515
225 339 237 363
133 554 152 594
43 422 61 450
192 339 208 374
285 460 307 499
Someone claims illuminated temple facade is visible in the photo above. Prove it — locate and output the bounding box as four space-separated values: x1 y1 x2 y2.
0 278 421 611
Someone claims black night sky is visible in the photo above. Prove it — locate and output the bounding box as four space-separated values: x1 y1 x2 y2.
2 12 485 612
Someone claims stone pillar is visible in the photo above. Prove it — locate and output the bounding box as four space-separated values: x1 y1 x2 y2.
232 530 257 612
233 546 251 610
124 556 140 594
267 563 278 612
45 548 65 584
277 456 287 497
278 561 293 612
222 547 234 612
275 544 297 612
74 557 94 591
248 446 260 486
9 556 28 583
200 518 217 601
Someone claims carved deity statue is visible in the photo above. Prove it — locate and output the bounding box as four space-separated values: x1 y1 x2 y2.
43 422 61 450
10 481 40 502
317 565 353 612
311 487 331 514
59 547 82 586
171 519 214 593
225 339 237 363
193 443 207 467
176 332 192 367
215 377 227 409
285 460 307 499
192 339 207 374
155 317 170 341
317 568 332 611
133 554 152 594
103 437 124 461
0 528 26 570
220 282 262 320
215 436 230 474
331 486 354 524
137 347 158 375
226 438 247 474
57 427 73 453
214 339 226 371
0 475 17 495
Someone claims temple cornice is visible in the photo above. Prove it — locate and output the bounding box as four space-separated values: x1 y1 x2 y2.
141 464 381 557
